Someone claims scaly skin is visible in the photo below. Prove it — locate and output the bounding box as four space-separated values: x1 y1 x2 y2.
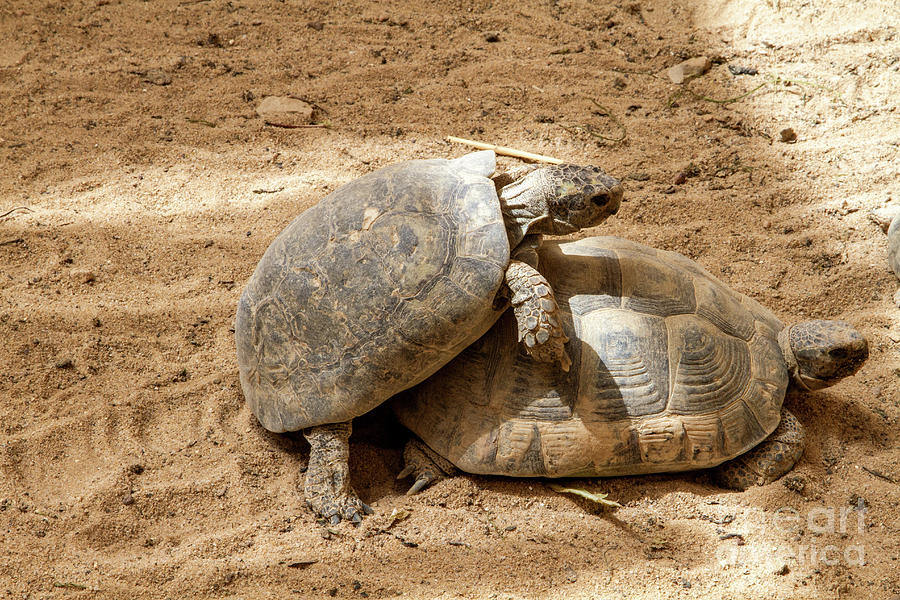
714 409 805 490
397 438 458 494
303 422 373 524
505 259 571 371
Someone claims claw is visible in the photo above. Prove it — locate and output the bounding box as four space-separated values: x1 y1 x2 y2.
407 473 433 495
329 514 341 526
396 464 416 480
361 502 374 515
350 512 362 524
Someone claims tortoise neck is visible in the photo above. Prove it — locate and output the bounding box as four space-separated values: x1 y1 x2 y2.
498 171 555 248
777 326 822 392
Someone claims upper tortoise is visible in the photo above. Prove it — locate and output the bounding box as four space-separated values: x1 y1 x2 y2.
393 236 868 492
235 151 623 522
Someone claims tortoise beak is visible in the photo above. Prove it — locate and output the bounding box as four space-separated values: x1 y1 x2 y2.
605 181 624 216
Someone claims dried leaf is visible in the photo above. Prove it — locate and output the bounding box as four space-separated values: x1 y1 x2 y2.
548 484 622 508
388 507 411 525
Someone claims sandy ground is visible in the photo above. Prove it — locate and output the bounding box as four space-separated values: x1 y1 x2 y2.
1 0 899 598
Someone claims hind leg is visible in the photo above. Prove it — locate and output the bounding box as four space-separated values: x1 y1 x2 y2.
714 409 805 490
303 422 373 524
397 439 458 495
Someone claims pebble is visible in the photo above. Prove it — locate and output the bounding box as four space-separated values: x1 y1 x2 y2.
774 564 790 575
779 128 797 143
728 64 758 76
307 21 324 31
256 96 314 127
121 493 135 506
54 357 74 369
666 56 711 84
484 32 500 42
71 269 96 284
143 69 172 86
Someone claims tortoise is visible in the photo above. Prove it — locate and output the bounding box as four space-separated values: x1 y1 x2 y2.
235 151 623 523
393 236 868 492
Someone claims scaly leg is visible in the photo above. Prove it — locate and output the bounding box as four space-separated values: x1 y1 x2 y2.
714 409 805 490
505 259 571 371
303 422 373 524
397 439 458 495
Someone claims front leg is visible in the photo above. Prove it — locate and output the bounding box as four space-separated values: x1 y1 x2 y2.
303 421 373 524
505 259 571 371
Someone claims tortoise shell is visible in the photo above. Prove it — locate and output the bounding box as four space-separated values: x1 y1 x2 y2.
393 236 790 477
236 151 510 432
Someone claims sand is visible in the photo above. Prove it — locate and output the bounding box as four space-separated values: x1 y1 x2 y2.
1 0 898 598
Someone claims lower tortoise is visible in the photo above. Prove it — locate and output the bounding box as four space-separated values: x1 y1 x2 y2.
393 236 868 492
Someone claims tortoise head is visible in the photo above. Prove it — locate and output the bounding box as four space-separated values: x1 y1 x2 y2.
541 164 623 234
498 164 622 241
780 320 868 390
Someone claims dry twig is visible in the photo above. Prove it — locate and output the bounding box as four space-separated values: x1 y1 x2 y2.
446 136 562 164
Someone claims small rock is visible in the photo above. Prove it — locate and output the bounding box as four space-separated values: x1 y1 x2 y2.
71 269 96 284
728 64 758 76
666 56 711 84
484 32 500 42
256 96 314 128
54 357 74 369
779 128 797 143
143 69 172 86
214 486 227 498
121 493 135 506
128 464 145 475
774 564 790 576
678 578 692 589
307 21 324 31
673 172 687 185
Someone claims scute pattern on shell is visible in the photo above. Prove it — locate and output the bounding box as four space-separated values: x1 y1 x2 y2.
393 236 790 477
236 152 510 433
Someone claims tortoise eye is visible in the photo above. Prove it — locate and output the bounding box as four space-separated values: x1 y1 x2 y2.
828 348 847 359
591 193 609 207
